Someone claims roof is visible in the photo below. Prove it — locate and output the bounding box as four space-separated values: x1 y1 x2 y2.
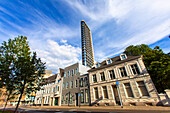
44 74 57 84
88 55 142 72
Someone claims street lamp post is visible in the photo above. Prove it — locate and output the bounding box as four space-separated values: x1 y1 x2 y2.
79 92 81 107
116 81 123 108
77 77 81 107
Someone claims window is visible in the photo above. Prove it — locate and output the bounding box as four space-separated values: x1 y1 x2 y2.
84 77 88 86
65 94 68 104
109 70 116 79
107 60 111 64
81 90 84 103
71 81 73 88
119 67 127 77
64 72 66 79
67 82 69 89
53 87 55 93
131 64 140 75
137 81 149 97
55 86 58 92
58 86 59 91
80 78 83 87
121 55 126 60
124 83 134 97
83 61 87 66
102 86 108 99
61 96 64 104
75 80 78 88
85 89 89 103
0 92 3 96
96 63 100 68
70 94 73 104
75 68 78 75
48 96 50 103
100 72 105 81
92 74 97 83
71 70 74 77
44 96 47 104
63 82 65 89
94 87 99 99
67 71 69 77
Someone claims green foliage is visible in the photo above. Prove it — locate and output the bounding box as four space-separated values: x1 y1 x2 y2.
0 110 14 113
0 38 19 101
0 36 46 112
124 44 170 93
124 44 151 56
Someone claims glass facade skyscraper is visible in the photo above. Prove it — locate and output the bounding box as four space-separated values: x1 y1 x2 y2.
81 20 94 67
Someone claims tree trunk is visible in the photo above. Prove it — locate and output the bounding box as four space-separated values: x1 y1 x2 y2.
2 93 10 113
14 84 25 113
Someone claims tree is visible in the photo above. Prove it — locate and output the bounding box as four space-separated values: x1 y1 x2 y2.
0 36 46 113
124 44 151 56
0 39 19 112
124 44 170 93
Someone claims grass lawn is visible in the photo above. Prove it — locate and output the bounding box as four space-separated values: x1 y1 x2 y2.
0 110 13 113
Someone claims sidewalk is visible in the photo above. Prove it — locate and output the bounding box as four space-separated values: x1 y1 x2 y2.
28 105 170 111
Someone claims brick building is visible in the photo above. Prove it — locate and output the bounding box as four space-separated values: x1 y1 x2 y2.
61 63 90 106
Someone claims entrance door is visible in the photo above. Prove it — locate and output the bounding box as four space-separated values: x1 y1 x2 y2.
55 97 58 106
112 85 120 105
76 93 78 106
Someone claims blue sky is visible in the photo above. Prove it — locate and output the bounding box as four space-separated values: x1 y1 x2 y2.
0 0 170 73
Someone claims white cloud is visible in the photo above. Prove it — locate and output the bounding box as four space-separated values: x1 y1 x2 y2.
60 39 67 43
34 39 81 73
65 0 170 60
64 0 133 29
1 0 170 72
0 1 78 41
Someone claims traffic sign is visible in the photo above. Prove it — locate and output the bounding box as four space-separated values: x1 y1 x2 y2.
116 81 119 85
79 93 81 96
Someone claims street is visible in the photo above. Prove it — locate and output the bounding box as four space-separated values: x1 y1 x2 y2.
1 106 170 113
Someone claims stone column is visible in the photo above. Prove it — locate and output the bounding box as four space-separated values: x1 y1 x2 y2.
41 97 44 106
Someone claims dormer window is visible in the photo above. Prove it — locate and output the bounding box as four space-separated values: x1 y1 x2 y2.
106 59 112 64
96 63 100 68
120 53 127 60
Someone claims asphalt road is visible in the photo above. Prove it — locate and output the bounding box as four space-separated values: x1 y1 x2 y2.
1 107 170 113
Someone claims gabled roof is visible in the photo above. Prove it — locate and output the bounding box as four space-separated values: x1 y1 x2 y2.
88 55 142 72
44 74 57 84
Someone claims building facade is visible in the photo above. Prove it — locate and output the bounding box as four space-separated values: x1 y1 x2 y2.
61 63 90 106
24 92 36 105
81 20 94 67
88 53 160 106
0 88 6 106
35 72 63 106
8 94 26 106
79 74 91 106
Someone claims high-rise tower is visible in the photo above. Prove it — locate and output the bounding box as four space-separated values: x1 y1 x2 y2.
81 20 94 67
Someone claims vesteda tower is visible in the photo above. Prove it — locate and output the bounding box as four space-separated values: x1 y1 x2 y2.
81 20 94 67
